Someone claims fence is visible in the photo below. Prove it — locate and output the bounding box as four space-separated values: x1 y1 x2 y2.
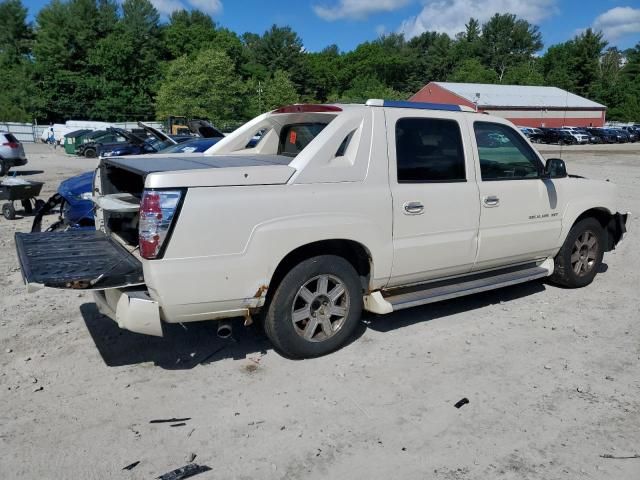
0 121 165 143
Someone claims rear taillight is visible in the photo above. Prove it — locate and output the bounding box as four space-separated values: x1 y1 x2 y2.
139 190 183 259
2 142 20 149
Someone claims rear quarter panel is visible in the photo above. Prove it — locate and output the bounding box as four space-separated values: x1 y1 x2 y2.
144 182 393 312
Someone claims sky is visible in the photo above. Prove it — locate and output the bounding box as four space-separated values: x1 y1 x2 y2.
22 0 640 52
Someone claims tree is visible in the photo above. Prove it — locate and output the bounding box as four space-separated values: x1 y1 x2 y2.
571 28 606 97
336 75 404 103
0 0 33 121
502 61 544 85
156 48 246 125
448 58 498 83
407 32 456 85
304 45 342 102
0 0 32 59
480 13 543 81
163 9 216 58
243 25 307 91
246 69 298 117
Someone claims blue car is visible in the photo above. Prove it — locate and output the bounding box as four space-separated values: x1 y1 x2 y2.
31 136 224 232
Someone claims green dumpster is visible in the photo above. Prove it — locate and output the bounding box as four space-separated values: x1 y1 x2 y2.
63 129 93 154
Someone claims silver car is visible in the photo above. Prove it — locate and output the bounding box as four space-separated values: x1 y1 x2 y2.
0 132 28 176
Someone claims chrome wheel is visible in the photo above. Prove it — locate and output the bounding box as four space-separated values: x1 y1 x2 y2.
571 230 599 276
291 274 349 342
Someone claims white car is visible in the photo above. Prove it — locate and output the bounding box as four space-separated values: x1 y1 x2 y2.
16 100 629 358
560 128 589 144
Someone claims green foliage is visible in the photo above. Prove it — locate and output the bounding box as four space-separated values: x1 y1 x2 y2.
0 0 638 124
0 0 33 120
245 70 299 117
156 48 246 125
0 0 32 59
337 75 404 103
448 59 498 84
480 13 543 81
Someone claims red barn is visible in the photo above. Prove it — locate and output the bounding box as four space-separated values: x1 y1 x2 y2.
410 82 606 128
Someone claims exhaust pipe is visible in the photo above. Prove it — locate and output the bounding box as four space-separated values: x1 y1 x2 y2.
217 320 233 339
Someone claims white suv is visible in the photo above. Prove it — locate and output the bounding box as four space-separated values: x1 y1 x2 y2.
16 100 629 358
561 128 589 144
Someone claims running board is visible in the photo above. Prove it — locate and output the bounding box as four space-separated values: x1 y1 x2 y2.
364 259 553 314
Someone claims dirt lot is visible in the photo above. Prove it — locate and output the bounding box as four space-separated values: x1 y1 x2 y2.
1 142 639 479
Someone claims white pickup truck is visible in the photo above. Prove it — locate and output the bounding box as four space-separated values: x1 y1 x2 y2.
15 100 629 358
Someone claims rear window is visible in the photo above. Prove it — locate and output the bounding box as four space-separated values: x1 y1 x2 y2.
4 133 19 143
278 123 328 157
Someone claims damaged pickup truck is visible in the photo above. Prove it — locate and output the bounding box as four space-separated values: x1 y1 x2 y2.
15 101 629 358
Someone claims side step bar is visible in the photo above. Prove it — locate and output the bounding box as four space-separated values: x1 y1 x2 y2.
364 259 553 314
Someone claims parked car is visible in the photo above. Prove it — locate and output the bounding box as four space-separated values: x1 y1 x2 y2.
0 132 28 176
574 129 599 144
16 100 629 358
530 128 576 145
560 128 589 144
98 122 193 158
586 128 617 144
76 129 131 158
156 137 223 154
608 128 630 143
620 126 638 142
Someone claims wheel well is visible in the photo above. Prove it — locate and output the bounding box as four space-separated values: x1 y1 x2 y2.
267 240 372 302
573 208 617 251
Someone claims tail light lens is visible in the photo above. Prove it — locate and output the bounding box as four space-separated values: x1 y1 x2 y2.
2 142 20 149
139 190 183 259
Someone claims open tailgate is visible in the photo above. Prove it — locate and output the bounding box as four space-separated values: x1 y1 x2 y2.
15 231 143 291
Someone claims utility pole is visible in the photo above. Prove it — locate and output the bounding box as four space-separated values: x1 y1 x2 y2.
257 81 264 113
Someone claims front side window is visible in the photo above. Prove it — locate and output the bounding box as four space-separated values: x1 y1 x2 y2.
474 122 542 180
395 118 466 183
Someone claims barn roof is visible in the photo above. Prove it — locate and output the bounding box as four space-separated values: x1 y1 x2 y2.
432 82 606 109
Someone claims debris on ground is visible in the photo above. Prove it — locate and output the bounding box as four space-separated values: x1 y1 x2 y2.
122 461 140 471
156 463 212 480
454 398 470 409
600 454 640 459
150 418 191 424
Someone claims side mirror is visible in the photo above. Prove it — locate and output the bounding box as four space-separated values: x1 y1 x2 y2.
543 158 567 179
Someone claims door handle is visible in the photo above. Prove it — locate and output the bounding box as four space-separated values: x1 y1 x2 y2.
403 201 424 215
483 195 500 207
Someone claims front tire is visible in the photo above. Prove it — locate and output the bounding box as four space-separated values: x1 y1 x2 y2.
84 148 96 158
263 255 363 359
550 218 604 288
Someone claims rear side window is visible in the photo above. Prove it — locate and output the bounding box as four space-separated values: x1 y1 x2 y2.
4 133 18 143
395 118 466 183
278 123 328 157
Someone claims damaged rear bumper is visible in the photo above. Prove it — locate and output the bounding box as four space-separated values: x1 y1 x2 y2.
93 288 163 337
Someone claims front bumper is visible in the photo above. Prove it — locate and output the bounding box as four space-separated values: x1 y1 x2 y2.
94 288 162 337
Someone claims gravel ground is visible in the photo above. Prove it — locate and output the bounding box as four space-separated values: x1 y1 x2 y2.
0 142 638 479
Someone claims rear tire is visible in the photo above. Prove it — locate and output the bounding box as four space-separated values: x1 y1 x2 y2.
263 255 363 359
550 218 604 288
0 161 7 176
